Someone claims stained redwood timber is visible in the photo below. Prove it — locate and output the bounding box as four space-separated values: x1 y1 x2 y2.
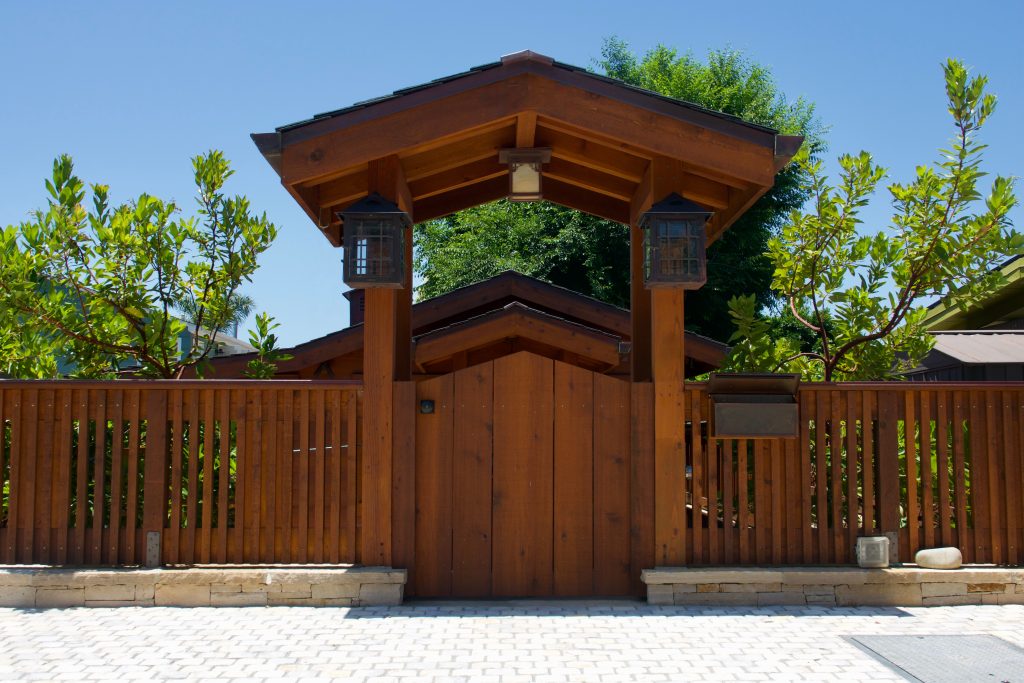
515 111 538 147
652 288 686 564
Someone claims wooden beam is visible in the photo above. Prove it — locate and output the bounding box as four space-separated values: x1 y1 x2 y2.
401 123 515 182
280 77 530 186
537 123 648 182
542 178 630 224
515 111 538 147
361 287 395 566
413 176 508 223
629 161 654 383
529 76 776 187
544 157 635 201
313 169 368 210
409 158 506 201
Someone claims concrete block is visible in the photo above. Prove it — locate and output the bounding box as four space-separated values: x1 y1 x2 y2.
358 583 402 606
720 583 782 593
85 600 149 607
967 583 1008 594
211 591 267 607
311 583 360 600
36 588 85 608
155 584 211 607
672 584 697 594
0 587 36 607
836 583 922 606
647 585 673 605
922 594 981 606
757 592 802 606
696 583 719 593
84 584 136 602
805 594 837 606
921 582 967 597
209 584 243 593
136 585 155 600
315 598 355 607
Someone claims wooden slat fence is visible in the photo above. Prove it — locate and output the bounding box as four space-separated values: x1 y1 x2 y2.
0 381 362 566
662 383 1024 565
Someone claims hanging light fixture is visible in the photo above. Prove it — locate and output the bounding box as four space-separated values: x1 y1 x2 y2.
339 193 411 288
498 148 552 201
639 193 713 289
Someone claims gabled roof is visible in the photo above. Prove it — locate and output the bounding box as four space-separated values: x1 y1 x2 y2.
925 255 1024 330
253 50 801 245
204 271 728 377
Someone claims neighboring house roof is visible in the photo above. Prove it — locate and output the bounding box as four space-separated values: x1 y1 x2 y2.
924 255 1024 331
923 330 1024 365
204 271 729 378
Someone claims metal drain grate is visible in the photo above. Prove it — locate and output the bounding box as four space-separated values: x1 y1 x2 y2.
851 635 1024 683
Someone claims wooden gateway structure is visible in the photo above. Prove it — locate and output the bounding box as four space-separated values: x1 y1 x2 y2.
2 51 1023 599
251 49 802 597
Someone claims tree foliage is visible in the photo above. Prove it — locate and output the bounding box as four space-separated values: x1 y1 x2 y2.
0 151 278 378
244 312 293 379
414 39 823 341
726 59 1021 381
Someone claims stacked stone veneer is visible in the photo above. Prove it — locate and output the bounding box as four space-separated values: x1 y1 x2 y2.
643 567 1024 607
0 566 406 608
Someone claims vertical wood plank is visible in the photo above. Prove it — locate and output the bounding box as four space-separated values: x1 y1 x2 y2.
814 391 828 562
106 390 123 565
552 363 593 597
7 391 23 563
217 390 230 563
594 373 630 596
722 437 735 565
296 390 310 563
124 390 140 564
346 392 359 562
951 391 970 562
54 389 74 565
771 437 784 565
391 383 416 576
877 392 900 542
262 390 279 563
33 390 53 563
969 390 989 562
829 391 844 563
862 392 876 535
704 393 721 564
905 391 919 559
845 390 859 561
313 389 326 563
328 390 344 563
142 390 168 566
167 390 183 564
414 374 454 597
88 389 106 564
689 390 704 564
920 390 935 550
985 390 1003 564
753 440 770 564
230 389 245 564
362 287 396 566
492 353 554 597
737 438 750 564
184 390 200 564
935 390 952 548
629 383 655 595
275 389 291 562
1003 390 1020 565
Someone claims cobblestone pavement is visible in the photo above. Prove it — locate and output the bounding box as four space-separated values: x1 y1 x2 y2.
1 602 1023 682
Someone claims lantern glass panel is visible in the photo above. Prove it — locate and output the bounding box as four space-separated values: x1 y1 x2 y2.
643 216 707 288
343 214 406 288
510 161 542 199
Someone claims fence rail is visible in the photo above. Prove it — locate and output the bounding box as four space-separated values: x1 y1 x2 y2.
661 383 1024 565
0 381 362 566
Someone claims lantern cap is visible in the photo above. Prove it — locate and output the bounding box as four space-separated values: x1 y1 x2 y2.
337 192 411 225
641 193 713 222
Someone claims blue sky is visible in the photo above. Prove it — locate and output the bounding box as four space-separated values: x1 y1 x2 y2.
2 2 1021 346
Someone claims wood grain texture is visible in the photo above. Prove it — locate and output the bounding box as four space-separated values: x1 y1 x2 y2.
593 373 630 595
414 374 454 597
553 363 594 596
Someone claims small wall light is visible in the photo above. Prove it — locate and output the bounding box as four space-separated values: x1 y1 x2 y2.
339 193 411 288
419 400 435 414
498 148 552 201
640 193 713 289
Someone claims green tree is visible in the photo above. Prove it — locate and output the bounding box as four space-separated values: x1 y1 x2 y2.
414 38 823 341
0 151 278 378
726 59 1021 381
243 312 293 379
177 291 256 338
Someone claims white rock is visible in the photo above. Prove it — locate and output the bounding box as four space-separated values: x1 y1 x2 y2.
916 547 963 569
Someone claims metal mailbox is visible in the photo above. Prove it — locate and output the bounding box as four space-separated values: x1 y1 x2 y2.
707 373 800 438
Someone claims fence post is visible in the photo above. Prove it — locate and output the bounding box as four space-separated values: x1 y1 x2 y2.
143 391 168 567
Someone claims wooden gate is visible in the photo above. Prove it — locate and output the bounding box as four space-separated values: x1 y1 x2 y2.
410 351 633 598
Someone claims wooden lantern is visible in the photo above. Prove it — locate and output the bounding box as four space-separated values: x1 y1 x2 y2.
640 193 712 289
340 193 410 288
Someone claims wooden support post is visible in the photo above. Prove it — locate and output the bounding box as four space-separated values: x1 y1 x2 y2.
360 155 414 567
632 157 691 566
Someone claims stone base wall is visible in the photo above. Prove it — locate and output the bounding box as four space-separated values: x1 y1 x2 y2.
642 567 1024 607
0 566 406 608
